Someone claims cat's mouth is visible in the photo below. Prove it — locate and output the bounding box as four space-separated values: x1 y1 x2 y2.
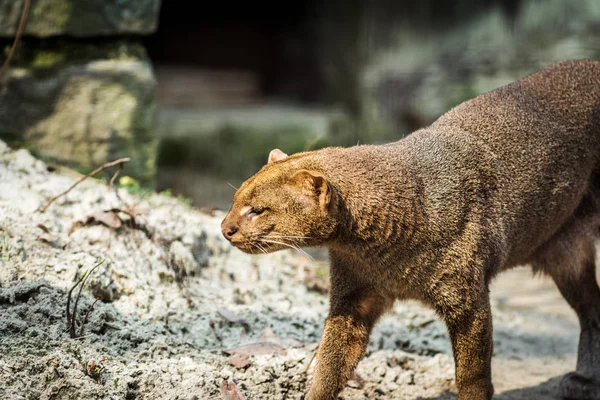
231 236 289 254
229 237 276 254
230 230 309 255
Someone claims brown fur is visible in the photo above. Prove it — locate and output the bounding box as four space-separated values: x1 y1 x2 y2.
221 59 600 400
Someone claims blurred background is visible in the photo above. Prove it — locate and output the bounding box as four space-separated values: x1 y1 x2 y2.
1 0 599 210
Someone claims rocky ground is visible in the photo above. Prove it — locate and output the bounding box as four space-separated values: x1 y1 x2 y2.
0 139 586 399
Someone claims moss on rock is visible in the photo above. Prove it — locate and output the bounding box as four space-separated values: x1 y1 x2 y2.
0 0 160 38
0 40 157 185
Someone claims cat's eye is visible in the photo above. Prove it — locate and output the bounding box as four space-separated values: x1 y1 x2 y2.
247 208 265 218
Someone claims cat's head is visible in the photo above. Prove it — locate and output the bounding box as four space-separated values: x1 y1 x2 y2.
221 149 338 254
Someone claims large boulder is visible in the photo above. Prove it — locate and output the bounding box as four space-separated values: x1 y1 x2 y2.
0 0 161 37
0 41 157 184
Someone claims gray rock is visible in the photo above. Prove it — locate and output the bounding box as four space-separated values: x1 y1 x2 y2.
11 148 45 172
0 139 8 155
0 41 157 184
182 231 211 270
0 0 160 38
169 240 199 278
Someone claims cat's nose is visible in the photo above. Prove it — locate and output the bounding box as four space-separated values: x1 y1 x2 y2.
222 225 238 240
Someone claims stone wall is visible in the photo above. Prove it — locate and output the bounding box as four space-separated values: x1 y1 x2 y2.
0 0 160 37
0 0 160 184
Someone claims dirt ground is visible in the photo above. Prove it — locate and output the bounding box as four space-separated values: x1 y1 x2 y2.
0 140 588 399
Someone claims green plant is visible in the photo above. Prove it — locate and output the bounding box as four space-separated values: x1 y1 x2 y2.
159 188 193 206
118 176 142 194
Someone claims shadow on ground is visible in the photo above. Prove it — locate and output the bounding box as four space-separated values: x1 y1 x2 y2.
419 375 563 400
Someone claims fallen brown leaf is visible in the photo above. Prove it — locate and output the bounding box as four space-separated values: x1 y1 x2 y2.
36 224 51 234
258 324 276 340
68 221 84 236
37 224 57 244
347 371 367 389
218 308 249 327
90 211 122 229
200 206 217 216
220 381 247 400
228 353 251 369
68 210 124 235
223 341 287 358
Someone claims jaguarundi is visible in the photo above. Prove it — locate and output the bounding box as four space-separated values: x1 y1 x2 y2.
221 59 600 400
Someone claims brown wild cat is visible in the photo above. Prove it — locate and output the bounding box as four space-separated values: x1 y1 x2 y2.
221 59 600 400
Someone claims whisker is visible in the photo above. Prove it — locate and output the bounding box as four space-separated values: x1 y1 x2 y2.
269 231 313 240
260 238 297 250
226 182 239 191
286 240 316 263
261 238 315 263
256 242 268 255
267 235 313 240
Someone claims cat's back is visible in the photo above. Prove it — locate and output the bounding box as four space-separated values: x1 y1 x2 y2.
425 59 600 264
431 59 600 153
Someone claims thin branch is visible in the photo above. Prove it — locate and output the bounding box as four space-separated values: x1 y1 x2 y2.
304 344 319 373
71 261 103 335
106 207 137 222
78 298 99 337
66 260 104 338
109 162 126 205
109 163 123 188
0 0 30 82
65 274 84 336
71 272 89 338
40 158 130 213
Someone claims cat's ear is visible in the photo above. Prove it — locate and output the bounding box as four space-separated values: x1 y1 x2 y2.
292 169 331 210
267 149 288 164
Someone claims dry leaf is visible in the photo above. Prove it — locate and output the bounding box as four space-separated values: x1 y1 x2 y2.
200 206 217 216
223 342 286 358
68 210 124 236
223 325 295 369
90 211 122 229
36 224 51 234
228 353 251 369
37 224 57 244
220 381 247 400
258 324 276 340
218 308 249 327
347 371 367 389
68 221 84 236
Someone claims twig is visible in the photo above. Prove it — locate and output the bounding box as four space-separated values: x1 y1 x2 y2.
71 261 103 336
110 162 126 205
40 158 130 213
0 0 30 82
78 298 99 337
66 260 104 338
106 208 137 223
304 344 319 373
65 274 84 336
108 163 123 188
